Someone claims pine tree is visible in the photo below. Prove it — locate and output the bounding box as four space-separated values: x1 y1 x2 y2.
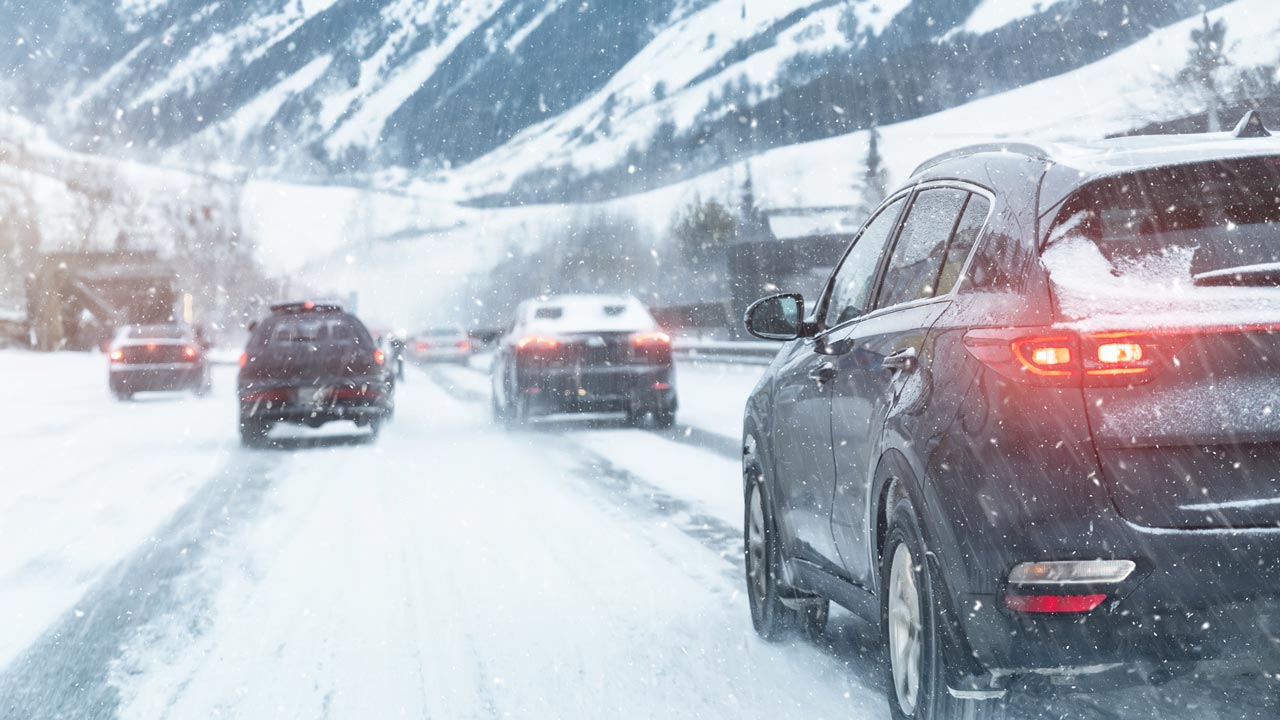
1179 13 1231 132
857 125 888 217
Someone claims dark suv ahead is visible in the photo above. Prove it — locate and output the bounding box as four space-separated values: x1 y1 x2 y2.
237 302 392 446
742 113 1280 718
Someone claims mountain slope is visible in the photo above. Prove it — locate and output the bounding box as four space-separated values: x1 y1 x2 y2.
0 0 1236 194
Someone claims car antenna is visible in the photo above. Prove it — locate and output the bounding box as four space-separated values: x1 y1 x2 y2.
1232 109 1271 138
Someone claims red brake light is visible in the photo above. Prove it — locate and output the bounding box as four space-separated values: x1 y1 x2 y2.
239 352 248 368
1004 593 1107 614
966 328 1176 386
1010 337 1074 377
304 300 315 310
416 342 429 352
632 331 672 347
374 349 386 365
457 340 471 350
517 336 560 351
183 346 198 360
109 350 124 362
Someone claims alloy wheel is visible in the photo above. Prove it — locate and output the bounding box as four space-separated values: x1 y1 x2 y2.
888 543 923 716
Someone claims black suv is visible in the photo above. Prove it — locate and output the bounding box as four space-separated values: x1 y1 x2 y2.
237 302 393 446
742 113 1280 718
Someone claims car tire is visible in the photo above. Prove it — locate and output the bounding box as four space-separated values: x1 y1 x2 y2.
368 416 383 440
113 390 132 402
653 409 676 429
744 467 827 641
882 496 1004 720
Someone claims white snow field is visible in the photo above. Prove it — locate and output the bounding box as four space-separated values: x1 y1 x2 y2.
1 351 1274 718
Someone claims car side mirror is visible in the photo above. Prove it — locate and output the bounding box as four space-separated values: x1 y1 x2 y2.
745 293 812 341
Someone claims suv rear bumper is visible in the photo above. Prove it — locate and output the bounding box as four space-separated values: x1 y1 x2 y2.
952 524 1280 688
238 380 392 425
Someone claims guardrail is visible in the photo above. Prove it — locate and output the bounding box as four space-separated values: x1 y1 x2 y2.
671 338 780 366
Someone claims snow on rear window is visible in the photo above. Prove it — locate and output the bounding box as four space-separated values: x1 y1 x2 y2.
1043 212 1280 330
1043 159 1280 329
526 296 656 333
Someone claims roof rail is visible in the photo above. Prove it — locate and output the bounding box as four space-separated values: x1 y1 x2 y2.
1232 110 1271 138
911 142 1051 177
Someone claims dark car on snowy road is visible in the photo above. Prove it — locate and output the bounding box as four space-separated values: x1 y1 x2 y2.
741 113 1280 719
237 302 393 446
490 294 677 427
107 323 210 400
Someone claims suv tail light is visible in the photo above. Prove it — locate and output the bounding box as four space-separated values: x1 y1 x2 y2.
239 352 248 368
374 349 386 365
109 350 124 362
183 346 198 360
964 328 1187 387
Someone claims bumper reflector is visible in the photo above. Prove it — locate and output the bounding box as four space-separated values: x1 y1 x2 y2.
1005 594 1107 614
1009 559 1135 585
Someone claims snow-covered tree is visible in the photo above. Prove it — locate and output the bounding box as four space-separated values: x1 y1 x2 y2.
1179 13 1231 132
857 125 888 218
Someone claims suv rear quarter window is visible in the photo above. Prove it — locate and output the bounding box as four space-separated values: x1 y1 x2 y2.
875 188 969 309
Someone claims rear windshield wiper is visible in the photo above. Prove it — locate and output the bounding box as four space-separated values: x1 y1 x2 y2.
1192 262 1280 287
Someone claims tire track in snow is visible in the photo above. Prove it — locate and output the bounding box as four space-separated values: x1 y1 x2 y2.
419 366 745 576
0 449 284 719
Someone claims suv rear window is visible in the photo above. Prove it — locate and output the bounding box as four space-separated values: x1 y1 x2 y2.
1044 157 1280 320
255 315 370 348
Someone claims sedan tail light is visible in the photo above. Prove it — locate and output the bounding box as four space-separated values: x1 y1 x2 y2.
239 352 248 368
631 331 671 347
374 349 386 365
109 350 124 362
517 336 560 351
183 346 198 360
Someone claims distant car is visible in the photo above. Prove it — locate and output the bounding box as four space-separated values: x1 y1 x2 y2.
741 115 1280 719
408 327 473 365
490 294 677 427
108 324 210 400
237 302 393 446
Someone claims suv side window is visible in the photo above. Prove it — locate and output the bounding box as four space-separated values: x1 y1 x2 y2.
823 196 906 328
874 188 969 310
934 194 991 296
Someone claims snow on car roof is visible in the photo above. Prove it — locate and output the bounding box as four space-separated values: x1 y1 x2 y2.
523 294 657 333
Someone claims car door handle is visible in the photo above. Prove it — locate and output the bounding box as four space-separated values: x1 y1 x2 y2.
883 347 918 372
807 362 837 384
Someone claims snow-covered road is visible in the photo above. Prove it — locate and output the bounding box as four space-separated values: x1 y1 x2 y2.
0 351 1271 719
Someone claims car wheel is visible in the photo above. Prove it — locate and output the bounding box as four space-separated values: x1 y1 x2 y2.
882 496 1003 720
368 416 383 440
745 470 827 641
113 390 133 402
653 409 676 429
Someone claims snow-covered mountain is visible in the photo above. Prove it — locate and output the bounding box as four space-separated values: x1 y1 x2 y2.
0 0 1235 199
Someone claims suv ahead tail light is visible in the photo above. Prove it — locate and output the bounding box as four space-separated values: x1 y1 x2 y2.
109 350 125 362
964 328 1189 387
